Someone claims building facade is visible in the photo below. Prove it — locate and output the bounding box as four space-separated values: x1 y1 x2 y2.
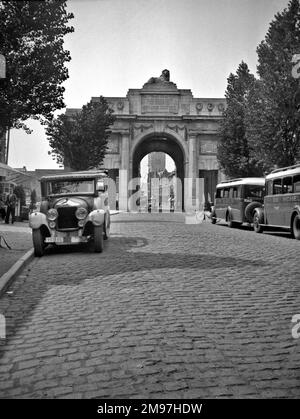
67 70 226 211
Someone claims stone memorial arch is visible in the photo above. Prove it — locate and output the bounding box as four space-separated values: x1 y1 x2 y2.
66 70 226 211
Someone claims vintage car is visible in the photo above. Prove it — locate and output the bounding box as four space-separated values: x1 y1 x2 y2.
29 171 110 256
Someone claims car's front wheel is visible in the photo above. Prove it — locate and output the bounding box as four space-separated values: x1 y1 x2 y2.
32 229 44 257
94 225 104 253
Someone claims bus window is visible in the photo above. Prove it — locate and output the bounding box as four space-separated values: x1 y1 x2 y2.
293 174 300 193
216 188 222 198
266 180 272 195
232 186 239 198
244 184 264 199
273 178 282 195
223 188 230 198
282 177 293 194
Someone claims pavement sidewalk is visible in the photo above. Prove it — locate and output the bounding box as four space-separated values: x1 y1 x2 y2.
0 221 33 277
0 221 33 296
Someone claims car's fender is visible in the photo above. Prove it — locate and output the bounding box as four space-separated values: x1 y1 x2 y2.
29 211 51 233
87 209 105 226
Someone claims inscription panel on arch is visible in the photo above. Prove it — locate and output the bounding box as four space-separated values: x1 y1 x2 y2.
141 94 179 114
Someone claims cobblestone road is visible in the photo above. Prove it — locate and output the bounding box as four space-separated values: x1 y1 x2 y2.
0 213 299 398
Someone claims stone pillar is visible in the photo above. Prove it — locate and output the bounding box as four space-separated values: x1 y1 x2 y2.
188 134 197 179
119 132 130 211
186 133 198 211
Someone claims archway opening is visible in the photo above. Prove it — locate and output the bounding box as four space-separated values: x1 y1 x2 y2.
139 152 176 212
132 135 185 211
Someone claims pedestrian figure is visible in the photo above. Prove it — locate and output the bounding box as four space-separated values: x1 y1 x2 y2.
0 197 6 221
5 191 17 224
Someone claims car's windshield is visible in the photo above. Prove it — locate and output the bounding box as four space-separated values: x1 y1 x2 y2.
46 179 95 195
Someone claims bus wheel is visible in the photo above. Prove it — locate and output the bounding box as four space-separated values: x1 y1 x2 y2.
292 214 300 240
245 201 262 223
227 212 236 228
211 210 217 224
103 214 110 240
253 211 264 234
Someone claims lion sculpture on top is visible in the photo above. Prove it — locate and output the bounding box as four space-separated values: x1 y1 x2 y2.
147 69 170 84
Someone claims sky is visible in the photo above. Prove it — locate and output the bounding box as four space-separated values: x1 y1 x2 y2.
8 0 290 170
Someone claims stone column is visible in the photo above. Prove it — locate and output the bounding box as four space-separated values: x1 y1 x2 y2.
188 134 198 179
119 132 130 211
186 133 198 211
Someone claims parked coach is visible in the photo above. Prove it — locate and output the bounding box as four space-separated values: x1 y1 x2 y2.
211 178 265 228
253 164 300 240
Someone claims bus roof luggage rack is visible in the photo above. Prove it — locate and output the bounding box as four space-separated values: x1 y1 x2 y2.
270 163 300 174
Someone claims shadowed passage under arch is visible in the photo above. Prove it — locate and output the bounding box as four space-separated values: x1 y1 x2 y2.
132 135 185 210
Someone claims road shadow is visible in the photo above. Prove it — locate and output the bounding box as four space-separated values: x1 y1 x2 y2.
0 234 270 349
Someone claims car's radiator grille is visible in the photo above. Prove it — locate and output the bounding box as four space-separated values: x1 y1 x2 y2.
57 207 78 229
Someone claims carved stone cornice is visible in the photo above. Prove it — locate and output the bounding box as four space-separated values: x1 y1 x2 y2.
166 124 187 140
132 123 154 133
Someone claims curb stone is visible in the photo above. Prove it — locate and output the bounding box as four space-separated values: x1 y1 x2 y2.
0 248 34 297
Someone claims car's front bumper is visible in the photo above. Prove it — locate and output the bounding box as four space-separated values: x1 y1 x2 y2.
45 229 88 245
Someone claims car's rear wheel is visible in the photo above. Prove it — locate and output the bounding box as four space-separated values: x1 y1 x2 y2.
94 225 104 252
33 229 44 257
253 211 264 233
292 214 300 240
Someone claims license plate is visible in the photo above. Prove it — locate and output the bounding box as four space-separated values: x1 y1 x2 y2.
71 237 81 243
45 237 64 243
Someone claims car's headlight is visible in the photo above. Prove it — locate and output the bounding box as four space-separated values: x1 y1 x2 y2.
78 219 85 227
47 208 58 221
75 207 88 220
49 221 56 229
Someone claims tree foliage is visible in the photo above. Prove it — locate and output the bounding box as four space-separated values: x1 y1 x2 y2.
13 185 26 207
245 0 300 170
217 62 264 177
30 188 37 204
46 97 115 171
0 0 74 136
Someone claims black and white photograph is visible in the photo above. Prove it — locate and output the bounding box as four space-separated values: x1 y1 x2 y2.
0 0 300 404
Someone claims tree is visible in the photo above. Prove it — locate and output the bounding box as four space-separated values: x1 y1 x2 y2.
14 185 26 207
217 62 263 177
29 188 37 210
46 97 115 170
0 0 74 159
245 0 300 170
